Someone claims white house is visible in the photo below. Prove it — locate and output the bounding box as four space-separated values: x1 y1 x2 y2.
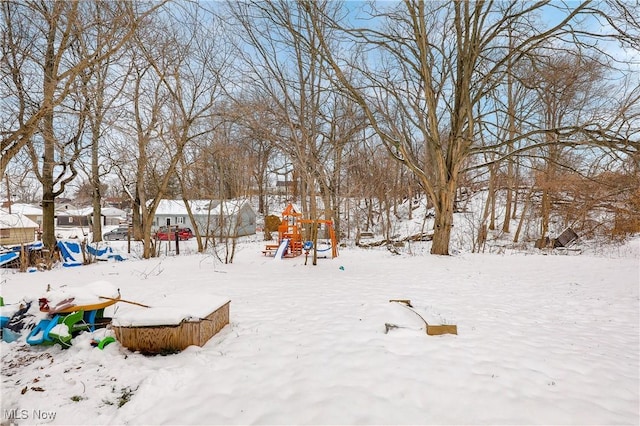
153 199 257 237
99 207 128 226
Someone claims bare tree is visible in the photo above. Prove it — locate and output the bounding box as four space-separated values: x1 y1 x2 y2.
230 0 364 264
113 4 230 259
114 50 168 256
1 1 165 251
522 53 609 241
306 0 639 255
245 107 277 216
180 111 252 254
75 2 135 243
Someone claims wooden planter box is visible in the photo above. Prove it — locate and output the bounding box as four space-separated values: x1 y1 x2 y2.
112 299 229 355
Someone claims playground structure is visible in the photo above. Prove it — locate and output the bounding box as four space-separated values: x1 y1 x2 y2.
263 204 338 259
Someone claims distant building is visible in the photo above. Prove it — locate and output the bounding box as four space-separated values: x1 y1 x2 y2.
99 207 128 226
1 203 43 229
153 199 257 237
55 206 90 227
0 212 39 245
55 206 128 227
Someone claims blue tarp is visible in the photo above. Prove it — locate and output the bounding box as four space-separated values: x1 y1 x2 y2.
3 240 125 268
56 240 83 267
56 240 126 267
0 241 44 268
86 244 126 262
0 251 20 267
4 241 44 252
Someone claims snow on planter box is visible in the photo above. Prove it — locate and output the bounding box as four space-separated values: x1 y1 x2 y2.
111 294 230 355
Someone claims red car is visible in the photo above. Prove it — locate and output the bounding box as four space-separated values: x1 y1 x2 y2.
155 226 194 241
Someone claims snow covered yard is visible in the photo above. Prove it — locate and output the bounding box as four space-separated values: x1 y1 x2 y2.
1 240 639 425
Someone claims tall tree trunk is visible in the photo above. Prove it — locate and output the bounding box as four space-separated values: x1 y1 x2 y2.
540 185 551 238
489 183 497 231
308 174 319 265
512 161 521 219
257 175 265 215
431 180 456 255
540 145 558 238
40 16 58 252
502 29 516 234
514 187 534 243
41 183 56 251
322 187 333 237
502 159 513 233
478 164 496 250
91 125 103 242
292 167 299 200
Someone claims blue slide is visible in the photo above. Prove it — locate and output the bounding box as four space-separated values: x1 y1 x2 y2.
274 239 289 260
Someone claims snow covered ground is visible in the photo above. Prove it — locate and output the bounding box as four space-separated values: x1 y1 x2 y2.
1 236 639 425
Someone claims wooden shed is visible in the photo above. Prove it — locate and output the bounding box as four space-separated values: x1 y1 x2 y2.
0 212 39 245
111 295 230 355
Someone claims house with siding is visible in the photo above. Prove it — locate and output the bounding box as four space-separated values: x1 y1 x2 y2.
97 207 128 226
0 212 39 245
55 206 91 227
2 203 43 229
56 206 128 227
153 199 256 237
